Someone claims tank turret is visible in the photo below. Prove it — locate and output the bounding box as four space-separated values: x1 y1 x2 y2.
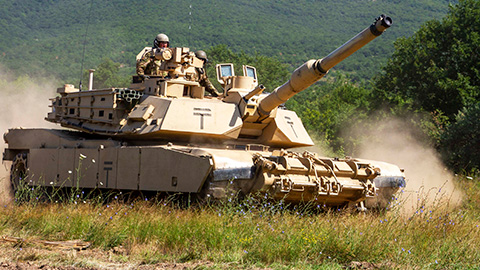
3 15 405 209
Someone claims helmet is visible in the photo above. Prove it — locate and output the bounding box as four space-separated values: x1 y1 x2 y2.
195 50 208 63
154 33 169 48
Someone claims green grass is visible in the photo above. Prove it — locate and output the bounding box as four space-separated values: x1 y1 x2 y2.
1 175 479 269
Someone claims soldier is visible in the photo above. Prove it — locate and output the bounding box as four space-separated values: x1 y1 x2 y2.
195 50 222 97
136 33 170 79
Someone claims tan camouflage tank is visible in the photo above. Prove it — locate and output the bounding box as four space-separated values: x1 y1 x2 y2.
3 15 404 209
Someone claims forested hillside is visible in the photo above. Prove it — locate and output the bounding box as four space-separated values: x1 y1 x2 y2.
0 0 454 83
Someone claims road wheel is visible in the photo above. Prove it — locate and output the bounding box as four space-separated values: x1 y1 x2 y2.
10 153 28 193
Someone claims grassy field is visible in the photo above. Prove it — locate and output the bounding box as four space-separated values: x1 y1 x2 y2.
0 175 479 269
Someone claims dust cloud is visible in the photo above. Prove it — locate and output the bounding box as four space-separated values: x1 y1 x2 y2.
347 116 462 215
0 66 59 204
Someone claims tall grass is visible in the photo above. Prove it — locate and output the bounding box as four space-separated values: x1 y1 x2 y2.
1 175 479 269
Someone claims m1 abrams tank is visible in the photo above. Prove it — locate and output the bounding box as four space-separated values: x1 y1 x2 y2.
3 15 405 208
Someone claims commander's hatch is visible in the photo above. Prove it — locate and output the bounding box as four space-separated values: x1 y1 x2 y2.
216 64 258 93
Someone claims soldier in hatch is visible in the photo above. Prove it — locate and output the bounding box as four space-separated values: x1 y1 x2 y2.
136 33 170 78
195 50 222 97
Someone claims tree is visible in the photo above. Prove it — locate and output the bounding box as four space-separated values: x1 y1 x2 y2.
373 0 480 119
82 58 130 89
440 102 480 172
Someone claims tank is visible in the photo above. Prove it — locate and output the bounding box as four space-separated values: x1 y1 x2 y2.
3 15 405 208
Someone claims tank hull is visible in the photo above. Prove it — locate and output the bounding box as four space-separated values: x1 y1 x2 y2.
3 128 405 207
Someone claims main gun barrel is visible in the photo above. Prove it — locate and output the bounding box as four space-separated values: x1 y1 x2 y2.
258 15 392 116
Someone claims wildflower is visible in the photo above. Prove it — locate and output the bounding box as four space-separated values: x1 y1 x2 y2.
76 194 80 198
68 170 72 174
92 159 95 163
402 248 405 252
244 250 248 254
408 250 411 254
79 154 86 159
100 182 104 186
110 216 113 220
50 182 54 185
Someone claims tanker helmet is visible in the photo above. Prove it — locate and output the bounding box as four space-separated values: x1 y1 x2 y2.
195 50 208 63
154 33 169 48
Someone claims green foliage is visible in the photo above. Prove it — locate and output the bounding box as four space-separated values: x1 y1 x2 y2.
373 0 480 119
82 58 130 89
440 102 480 172
0 0 452 83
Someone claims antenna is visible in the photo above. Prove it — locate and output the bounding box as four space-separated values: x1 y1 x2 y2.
78 0 95 91
188 4 192 46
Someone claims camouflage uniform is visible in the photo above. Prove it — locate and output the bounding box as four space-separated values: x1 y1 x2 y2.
197 67 221 97
136 50 168 77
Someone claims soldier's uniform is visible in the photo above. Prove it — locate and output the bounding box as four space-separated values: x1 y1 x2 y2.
197 67 221 97
136 50 168 77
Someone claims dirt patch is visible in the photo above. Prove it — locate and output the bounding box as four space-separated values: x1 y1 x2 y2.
0 242 275 270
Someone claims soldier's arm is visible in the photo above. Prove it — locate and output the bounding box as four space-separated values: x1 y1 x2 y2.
136 52 152 76
200 77 221 97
